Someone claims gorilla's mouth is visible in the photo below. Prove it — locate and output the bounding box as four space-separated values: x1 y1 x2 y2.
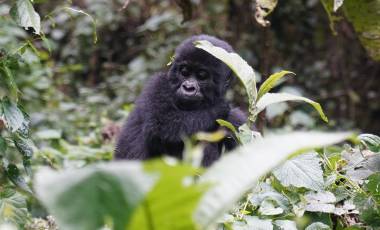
176 81 203 102
175 88 204 110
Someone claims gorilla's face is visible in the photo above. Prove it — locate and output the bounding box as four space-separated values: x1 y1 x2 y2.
168 56 230 110
167 35 234 110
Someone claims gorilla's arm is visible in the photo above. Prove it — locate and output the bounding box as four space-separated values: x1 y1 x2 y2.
114 107 149 160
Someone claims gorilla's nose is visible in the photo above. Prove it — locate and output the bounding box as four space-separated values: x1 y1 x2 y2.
181 81 197 95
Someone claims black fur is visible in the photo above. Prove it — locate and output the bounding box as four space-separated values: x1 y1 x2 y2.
115 35 246 166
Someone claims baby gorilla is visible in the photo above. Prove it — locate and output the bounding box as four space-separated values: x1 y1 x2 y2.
115 35 246 166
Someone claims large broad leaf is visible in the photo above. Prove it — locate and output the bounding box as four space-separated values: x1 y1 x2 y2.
0 99 29 134
34 161 158 230
127 160 207 230
273 152 324 191
0 187 29 227
194 132 351 228
257 70 295 100
255 92 328 122
195 40 257 108
10 0 41 35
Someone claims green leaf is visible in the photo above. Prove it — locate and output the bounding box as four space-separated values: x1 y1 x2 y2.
0 98 29 133
216 119 238 135
10 0 41 35
4 163 32 194
128 160 207 230
34 162 158 230
273 152 325 191
195 40 257 110
367 173 380 203
0 187 29 227
194 132 351 228
255 92 328 122
257 70 295 100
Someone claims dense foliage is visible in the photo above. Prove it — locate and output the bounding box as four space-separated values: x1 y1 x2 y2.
0 0 379 229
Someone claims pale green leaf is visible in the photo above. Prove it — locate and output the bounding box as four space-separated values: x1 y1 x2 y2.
195 40 257 106
255 92 328 122
273 152 324 191
257 70 295 100
194 132 351 228
10 0 41 34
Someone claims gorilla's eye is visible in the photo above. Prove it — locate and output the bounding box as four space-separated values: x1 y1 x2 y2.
179 65 191 77
197 70 209 80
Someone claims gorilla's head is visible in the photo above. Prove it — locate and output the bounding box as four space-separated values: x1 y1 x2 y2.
168 35 234 110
